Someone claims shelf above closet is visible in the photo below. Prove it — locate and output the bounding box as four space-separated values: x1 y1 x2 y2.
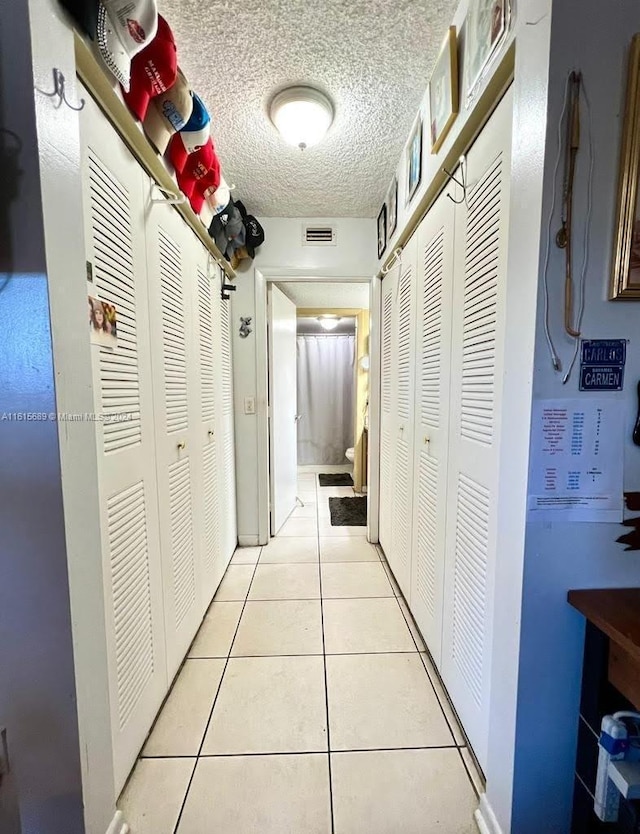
73 33 235 281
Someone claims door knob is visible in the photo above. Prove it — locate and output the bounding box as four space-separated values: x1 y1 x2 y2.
207 430 214 438
294 414 302 423
424 436 430 445
177 441 186 451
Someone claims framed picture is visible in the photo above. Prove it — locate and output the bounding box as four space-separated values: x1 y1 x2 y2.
386 177 398 238
89 296 117 349
377 203 387 260
429 26 459 154
407 118 423 204
464 0 508 101
611 34 640 299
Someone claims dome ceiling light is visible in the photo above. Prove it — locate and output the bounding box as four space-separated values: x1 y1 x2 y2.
318 315 341 331
269 86 334 150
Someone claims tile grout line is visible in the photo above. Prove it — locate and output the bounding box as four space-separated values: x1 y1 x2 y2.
171 551 262 834
316 474 336 834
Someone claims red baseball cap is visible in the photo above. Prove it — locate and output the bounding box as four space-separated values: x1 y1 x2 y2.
190 156 221 214
176 138 220 211
122 15 177 122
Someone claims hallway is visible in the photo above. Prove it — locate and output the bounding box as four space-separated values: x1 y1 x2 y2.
119 471 481 833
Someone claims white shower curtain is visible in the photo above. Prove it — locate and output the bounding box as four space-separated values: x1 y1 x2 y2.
296 334 355 465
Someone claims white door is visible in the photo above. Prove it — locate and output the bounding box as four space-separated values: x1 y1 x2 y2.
389 233 418 598
378 266 398 555
410 191 455 667
80 90 167 794
146 199 201 682
441 88 513 769
218 291 238 565
268 284 298 535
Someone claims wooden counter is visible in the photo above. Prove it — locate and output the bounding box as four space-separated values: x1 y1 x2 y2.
568 588 640 710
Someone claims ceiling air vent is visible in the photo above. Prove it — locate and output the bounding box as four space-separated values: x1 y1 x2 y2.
302 225 337 246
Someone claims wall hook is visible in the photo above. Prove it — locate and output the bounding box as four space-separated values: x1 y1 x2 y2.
150 183 186 205
35 68 85 112
443 156 468 205
382 247 403 275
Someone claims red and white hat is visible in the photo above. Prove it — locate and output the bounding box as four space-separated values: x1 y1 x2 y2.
122 15 177 121
97 0 159 92
143 68 193 154
175 138 221 213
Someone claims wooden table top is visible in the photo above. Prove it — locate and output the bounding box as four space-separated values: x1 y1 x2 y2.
568 588 640 663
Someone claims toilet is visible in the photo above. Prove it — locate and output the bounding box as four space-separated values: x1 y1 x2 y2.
345 447 355 463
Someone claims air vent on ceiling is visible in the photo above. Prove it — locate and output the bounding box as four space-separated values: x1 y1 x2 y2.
302 225 337 246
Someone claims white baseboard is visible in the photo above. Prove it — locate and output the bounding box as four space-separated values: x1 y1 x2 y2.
474 794 504 834
106 810 129 834
238 535 261 546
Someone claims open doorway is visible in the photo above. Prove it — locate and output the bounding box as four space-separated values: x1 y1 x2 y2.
263 279 372 540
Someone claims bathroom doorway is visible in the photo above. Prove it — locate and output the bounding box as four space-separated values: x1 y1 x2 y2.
257 275 375 543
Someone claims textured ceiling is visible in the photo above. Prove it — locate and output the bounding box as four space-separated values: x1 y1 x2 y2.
159 0 457 217
277 282 370 308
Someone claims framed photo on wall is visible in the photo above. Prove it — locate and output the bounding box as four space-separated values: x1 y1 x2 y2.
610 33 640 299
386 177 398 238
429 26 459 153
407 118 423 204
463 0 508 101
377 203 387 260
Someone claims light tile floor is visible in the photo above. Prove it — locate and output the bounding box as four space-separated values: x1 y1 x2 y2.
119 472 481 834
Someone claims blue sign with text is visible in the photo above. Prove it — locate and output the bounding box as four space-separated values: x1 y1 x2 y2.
579 340 626 391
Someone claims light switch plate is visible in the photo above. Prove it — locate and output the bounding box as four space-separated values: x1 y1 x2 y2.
244 397 256 415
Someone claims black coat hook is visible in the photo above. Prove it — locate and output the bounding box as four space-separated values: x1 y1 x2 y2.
443 157 468 205
222 282 237 301
35 68 85 112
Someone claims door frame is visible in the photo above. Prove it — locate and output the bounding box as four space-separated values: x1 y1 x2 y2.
254 269 379 545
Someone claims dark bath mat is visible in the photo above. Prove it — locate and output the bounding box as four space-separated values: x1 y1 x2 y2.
329 496 367 526
319 473 354 487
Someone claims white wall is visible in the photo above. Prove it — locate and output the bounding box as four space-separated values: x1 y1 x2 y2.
231 217 375 543
0 2 117 832
509 3 640 832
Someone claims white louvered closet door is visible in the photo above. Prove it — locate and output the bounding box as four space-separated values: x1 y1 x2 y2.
441 88 513 770
146 197 202 681
378 265 399 555
218 290 238 568
388 232 418 598
80 91 167 794
409 192 455 667
194 252 223 607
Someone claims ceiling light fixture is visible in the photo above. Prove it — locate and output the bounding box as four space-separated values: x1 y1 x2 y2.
318 315 340 331
270 86 334 150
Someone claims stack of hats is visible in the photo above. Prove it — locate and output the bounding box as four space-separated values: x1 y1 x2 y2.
208 199 265 270
61 0 265 268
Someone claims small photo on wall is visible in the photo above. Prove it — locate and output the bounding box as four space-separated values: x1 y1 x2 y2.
407 117 423 204
89 296 117 349
377 203 387 260
429 26 459 153
386 177 398 238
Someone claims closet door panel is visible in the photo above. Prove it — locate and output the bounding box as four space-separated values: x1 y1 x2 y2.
441 89 513 770
378 268 398 555
80 91 167 795
146 201 201 681
218 292 238 570
195 258 222 606
389 233 418 598
410 192 455 667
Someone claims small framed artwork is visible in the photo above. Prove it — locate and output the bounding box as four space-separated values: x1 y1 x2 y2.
89 296 118 349
611 34 640 299
429 26 459 154
386 177 398 238
464 0 508 102
377 203 387 260
407 117 423 204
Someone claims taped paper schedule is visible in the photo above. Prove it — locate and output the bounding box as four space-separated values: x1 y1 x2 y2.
528 399 623 522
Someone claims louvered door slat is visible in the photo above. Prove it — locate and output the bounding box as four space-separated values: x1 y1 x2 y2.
158 228 188 435
87 148 142 453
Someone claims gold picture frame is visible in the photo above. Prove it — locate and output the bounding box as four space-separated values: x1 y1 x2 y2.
611 33 640 300
429 26 459 154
